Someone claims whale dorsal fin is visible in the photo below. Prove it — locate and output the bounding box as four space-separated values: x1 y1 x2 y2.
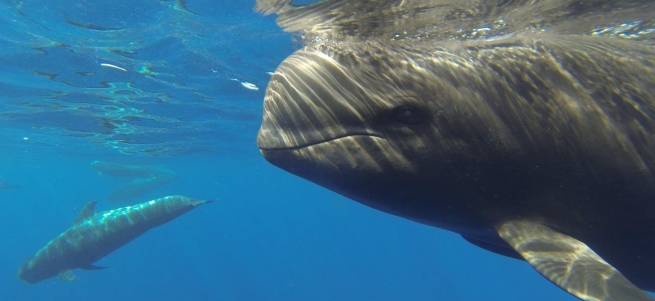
497 220 655 301
73 201 97 225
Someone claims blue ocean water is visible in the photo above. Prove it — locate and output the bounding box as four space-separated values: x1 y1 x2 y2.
0 1 649 301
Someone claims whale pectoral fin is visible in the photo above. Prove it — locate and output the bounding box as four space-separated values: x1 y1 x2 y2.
58 270 79 282
80 264 107 270
461 235 524 261
497 220 654 301
73 201 97 225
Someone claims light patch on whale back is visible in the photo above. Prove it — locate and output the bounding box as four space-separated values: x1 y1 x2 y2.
102 209 116 218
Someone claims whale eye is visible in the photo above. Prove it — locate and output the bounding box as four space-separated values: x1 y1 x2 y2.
392 105 424 125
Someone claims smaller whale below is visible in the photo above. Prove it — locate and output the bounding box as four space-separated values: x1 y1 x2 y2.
0 177 21 190
91 161 178 203
106 172 177 203
18 195 212 284
91 161 170 179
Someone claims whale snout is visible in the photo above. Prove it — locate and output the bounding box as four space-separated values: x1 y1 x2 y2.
191 198 214 207
257 51 384 152
17 257 47 285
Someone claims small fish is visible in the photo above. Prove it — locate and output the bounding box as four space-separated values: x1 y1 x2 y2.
241 82 259 91
100 63 128 72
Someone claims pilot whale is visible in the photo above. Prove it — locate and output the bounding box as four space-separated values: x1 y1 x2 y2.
91 161 178 203
255 0 655 300
18 195 212 284
0 176 21 189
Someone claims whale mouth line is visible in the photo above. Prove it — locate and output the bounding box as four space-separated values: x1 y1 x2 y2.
259 133 385 151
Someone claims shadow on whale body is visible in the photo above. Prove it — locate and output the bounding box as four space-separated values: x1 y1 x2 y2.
255 0 655 300
91 161 178 203
18 195 212 284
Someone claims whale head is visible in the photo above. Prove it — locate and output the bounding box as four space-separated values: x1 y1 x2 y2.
253 0 530 221
254 0 655 228
256 40 527 225
18 252 65 284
